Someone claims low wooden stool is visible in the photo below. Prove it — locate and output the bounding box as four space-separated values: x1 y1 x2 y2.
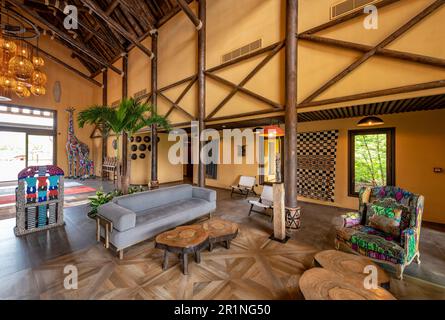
299 268 396 300
314 250 390 289
202 218 239 251
155 225 209 275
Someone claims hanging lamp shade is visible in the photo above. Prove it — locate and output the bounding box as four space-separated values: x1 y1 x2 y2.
32 56 44 68
260 125 285 137
357 116 385 127
32 69 47 86
15 82 31 98
30 85 46 96
1 39 17 54
9 55 34 81
0 73 17 90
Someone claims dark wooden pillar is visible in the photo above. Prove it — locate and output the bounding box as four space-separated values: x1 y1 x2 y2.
122 55 128 178
102 69 108 162
284 0 301 229
150 33 159 188
197 0 206 187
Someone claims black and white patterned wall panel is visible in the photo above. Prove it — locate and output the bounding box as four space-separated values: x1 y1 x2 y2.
297 130 339 202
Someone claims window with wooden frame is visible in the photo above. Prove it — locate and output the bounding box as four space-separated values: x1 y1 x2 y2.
348 128 395 197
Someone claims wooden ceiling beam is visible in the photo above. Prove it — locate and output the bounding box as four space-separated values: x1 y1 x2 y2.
175 0 202 30
118 0 157 34
24 40 102 87
301 0 444 104
297 79 445 109
8 0 123 75
298 34 445 68
79 0 155 59
29 0 120 51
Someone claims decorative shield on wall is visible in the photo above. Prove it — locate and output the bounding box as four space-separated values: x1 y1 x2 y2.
131 154 137 160
131 145 137 152
53 81 62 103
144 136 151 143
112 139 118 150
139 153 146 159
148 144 152 152
130 136 135 142
139 144 147 152
136 136 142 143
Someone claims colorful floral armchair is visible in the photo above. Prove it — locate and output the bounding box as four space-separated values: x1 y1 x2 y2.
335 186 424 279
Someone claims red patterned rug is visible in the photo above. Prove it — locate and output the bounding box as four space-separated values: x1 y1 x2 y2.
0 186 96 206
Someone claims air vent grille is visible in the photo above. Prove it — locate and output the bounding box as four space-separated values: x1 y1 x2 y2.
330 0 381 20
222 39 262 63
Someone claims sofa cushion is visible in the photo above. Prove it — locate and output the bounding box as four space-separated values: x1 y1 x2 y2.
98 202 136 232
115 185 193 213
336 225 405 264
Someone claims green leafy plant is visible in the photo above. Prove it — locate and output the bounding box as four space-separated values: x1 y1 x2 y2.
78 98 171 194
87 190 122 219
128 185 147 194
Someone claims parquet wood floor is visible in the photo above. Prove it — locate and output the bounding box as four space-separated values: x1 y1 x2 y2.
0 224 317 300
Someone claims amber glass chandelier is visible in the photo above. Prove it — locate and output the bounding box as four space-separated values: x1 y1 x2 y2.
0 6 46 101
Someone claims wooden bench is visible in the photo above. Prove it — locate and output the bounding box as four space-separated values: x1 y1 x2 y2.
102 157 118 183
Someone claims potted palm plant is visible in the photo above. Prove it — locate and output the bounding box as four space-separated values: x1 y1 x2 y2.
78 98 171 194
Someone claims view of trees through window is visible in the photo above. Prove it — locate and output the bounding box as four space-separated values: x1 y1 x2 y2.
354 133 388 193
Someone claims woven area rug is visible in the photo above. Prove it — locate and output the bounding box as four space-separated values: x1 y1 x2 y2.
0 186 96 206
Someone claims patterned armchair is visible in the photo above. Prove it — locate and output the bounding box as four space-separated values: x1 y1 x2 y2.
335 186 424 279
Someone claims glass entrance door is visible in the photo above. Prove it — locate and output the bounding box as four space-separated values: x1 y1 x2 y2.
28 135 54 166
0 131 26 182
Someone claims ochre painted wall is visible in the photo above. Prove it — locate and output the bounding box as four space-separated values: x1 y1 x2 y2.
3 36 101 175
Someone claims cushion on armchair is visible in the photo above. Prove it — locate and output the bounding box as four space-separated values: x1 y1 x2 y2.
365 198 410 241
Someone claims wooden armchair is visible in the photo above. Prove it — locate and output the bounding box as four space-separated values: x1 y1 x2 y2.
231 176 256 198
248 185 274 222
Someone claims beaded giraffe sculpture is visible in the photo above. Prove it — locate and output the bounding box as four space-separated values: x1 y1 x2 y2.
66 107 92 178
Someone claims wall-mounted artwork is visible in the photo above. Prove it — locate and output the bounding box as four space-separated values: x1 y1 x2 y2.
53 81 62 103
297 130 339 202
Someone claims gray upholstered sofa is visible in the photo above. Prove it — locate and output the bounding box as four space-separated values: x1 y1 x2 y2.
97 184 216 258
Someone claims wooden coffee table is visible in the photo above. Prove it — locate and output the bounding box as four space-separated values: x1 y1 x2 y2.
299 268 396 300
314 250 390 288
202 218 239 251
155 225 209 275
